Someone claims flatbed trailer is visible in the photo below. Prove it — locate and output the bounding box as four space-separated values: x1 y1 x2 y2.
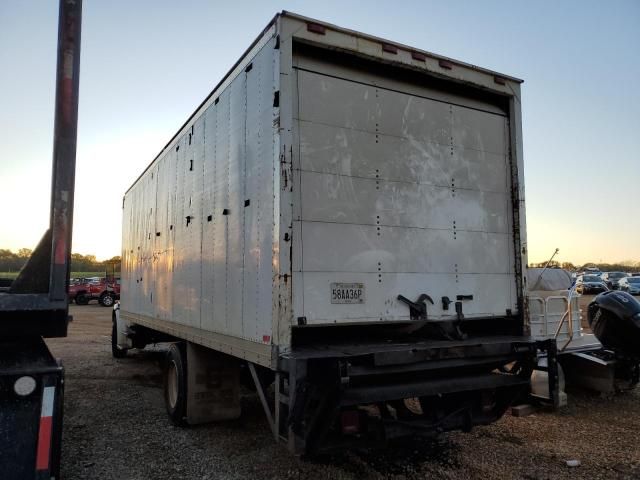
115 11 537 454
0 1 82 478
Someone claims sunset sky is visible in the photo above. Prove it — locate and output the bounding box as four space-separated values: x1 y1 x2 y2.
0 0 638 265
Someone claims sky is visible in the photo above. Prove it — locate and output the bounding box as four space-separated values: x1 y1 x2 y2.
0 0 638 265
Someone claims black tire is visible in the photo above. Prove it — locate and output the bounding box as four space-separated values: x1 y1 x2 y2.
164 343 188 426
75 294 89 305
111 321 127 358
100 293 115 307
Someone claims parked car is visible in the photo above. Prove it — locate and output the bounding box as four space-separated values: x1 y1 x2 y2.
68 277 120 306
601 271 628 290
575 269 601 279
583 267 601 274
575 274 609 294
618 277 640 295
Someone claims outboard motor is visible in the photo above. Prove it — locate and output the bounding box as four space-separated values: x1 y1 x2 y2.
588 291 640 391
588 291 640 359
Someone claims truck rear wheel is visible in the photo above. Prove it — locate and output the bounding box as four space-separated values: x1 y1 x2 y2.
164 343 187 426
75 293 89 305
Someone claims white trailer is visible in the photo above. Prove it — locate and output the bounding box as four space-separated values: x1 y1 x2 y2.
115 12 537 453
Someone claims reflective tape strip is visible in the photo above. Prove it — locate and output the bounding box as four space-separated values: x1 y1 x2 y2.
36 386 56 471
41 386 55 418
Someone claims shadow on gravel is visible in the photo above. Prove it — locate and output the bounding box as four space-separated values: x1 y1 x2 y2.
312 436 460 476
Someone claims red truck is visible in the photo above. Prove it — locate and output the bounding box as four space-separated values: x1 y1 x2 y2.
69 277 120 307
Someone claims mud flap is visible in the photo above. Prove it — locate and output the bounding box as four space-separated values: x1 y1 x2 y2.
114 307 132 350
186 343 241 424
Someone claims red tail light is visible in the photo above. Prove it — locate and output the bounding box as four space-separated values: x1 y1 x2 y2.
340 410 360 434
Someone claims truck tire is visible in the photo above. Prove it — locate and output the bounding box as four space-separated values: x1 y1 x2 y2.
75 293 89 305
164 343 187 426
100 293 115 307
111 322 127 358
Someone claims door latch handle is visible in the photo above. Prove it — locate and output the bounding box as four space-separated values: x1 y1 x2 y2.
397 294 434 321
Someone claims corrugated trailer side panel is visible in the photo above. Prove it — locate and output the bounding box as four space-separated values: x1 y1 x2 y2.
210 89 231 334
152 148 175 321
243 44 278 344
138 170 153 317
122 29 279 361
173 118 204 329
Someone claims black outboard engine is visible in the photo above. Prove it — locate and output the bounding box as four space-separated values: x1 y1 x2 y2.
587 291 640 391
588 291 640 358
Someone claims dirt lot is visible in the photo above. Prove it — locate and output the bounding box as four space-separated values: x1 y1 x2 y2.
47 304 640 480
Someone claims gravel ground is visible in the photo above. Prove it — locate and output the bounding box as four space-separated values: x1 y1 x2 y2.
46 304 640 480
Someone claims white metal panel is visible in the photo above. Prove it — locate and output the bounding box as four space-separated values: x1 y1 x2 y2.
138 168 156 318
123 40 280 337
292 51 509 116
212 89 231 334
300 171 509 233
126 181 139 313
376 87 452 145
192 117 206 328
172 122 203 329
243 44 277 345
293 59 516 324
152 152 174 321
171 135 191 327
226 74 247 338
121 187 136 312
508 85 528 330
452 105 507 155
120 196 130 307
273 24 291 348
300 222 511 274
297 70 377 132
132 182 145 315
121 21 280 357
301 272 514 322
299 122 508 193
201 103 217 332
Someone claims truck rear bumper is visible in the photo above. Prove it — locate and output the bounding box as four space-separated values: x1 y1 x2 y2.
278 335 536 454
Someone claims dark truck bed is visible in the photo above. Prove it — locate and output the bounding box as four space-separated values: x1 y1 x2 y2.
278 333 537 453
0 337 64 478
0 1 82 479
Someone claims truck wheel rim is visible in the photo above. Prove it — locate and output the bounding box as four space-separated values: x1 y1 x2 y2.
167 360 179 409
103 296 113 306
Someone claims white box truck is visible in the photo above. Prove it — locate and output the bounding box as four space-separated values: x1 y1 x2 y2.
114 11 537 454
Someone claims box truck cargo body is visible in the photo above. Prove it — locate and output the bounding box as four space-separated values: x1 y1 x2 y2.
117 12 536 453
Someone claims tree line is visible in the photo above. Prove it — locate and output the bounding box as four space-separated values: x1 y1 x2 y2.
528 260 640 273
0 248 120 273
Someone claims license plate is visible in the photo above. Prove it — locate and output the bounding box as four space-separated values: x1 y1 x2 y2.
330 283 365 304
